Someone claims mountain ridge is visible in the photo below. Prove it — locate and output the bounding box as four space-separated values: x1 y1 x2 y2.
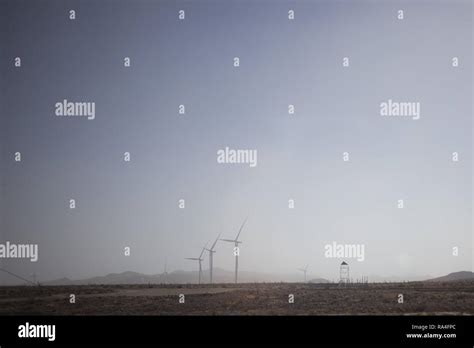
425 271 474 282
43 268 329 285
5 270 472 286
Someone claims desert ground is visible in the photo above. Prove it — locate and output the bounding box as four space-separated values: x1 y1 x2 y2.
0 281 472 315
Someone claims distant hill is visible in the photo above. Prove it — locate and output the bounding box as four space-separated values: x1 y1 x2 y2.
426 271 474 282
42 268 330 285
45 277 73 286
308 278 330 284
7 270 474 286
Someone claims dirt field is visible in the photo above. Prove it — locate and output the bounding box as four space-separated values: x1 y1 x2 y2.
0 281 473 315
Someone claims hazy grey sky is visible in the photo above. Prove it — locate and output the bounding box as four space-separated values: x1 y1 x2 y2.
0 0 472 284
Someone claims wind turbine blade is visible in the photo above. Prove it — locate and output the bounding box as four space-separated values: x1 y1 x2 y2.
185 258 199 261
211 233 221 250
199 244 207 259
220 239 235 243
305 264 309 271
235 217 248 240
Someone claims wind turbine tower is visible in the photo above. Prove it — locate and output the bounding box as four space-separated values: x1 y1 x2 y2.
159 258 168 283
185 245 206 285
205 233 220 284
298 264 309 282
220 217 247 284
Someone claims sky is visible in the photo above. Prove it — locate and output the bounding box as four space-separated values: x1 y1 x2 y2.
0 0 472 284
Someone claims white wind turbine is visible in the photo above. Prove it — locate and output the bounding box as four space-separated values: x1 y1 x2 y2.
205 233 221 284
185 245 207 285
298 264 309 282
159 258 168 283
220 217 248 284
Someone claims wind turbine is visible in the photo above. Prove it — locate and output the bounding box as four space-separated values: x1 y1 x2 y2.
159 258 168 283
220 217 248 284
205 233 221 284
185 245 206 285
298 264 309 282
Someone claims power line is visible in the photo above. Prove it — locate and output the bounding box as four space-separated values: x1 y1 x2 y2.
0 268 38 285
